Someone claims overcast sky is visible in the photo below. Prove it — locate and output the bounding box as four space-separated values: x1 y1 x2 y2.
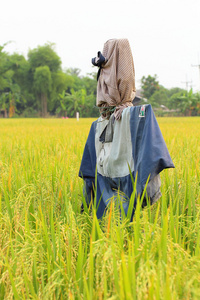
1 0 200 91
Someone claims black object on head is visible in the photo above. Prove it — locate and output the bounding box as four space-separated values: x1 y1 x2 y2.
92 51 106 80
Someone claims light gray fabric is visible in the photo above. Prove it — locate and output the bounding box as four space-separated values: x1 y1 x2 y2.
95 107 134 178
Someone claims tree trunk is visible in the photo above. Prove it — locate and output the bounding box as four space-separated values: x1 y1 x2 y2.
41 94 47 117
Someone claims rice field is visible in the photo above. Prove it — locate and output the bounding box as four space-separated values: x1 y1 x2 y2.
0 117 200 299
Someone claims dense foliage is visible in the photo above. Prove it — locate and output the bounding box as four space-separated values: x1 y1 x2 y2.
141 75 200 116
0 43 99 118
0 43 200 117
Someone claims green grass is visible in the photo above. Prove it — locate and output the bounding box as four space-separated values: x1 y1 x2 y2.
0 117 200 299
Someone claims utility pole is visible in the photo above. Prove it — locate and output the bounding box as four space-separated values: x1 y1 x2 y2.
191 64 200 90
189 81 195 90
181 78 192 91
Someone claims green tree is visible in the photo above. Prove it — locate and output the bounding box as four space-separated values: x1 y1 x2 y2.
0 44 16 116
8 53 32 114
65 88 86 117
65 68 83 93
82 93 99 117
166 87 186 99
28 43 61 73
0 45 13 93
81 73 97 96
168 91 185 110
180 89 200 116
168 89 199 116
66 68 81 77
56 88 88 117
149 89 168 108
56 90 68 117
50 71 75 113
141 75 159 99
28 43 62 116
34 66 52 117
61 70 98 117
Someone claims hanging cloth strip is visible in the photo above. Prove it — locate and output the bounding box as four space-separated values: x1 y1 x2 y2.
92 51 106 81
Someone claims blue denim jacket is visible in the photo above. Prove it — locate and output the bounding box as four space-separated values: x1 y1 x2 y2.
79 105 174 219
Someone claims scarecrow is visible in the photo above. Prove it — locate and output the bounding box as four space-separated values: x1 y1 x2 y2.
79 39 174 219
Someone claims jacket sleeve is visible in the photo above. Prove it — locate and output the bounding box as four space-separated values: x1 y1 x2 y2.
79 121 97 205
130 105 175 195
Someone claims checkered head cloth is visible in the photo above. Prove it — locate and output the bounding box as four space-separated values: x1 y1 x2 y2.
96 39 136 120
